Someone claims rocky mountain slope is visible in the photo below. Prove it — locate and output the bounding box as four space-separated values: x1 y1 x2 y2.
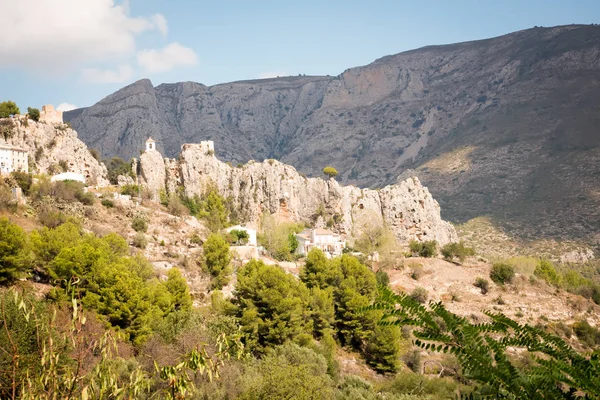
66 24 600 244
138 142 458 245
3 117 108 185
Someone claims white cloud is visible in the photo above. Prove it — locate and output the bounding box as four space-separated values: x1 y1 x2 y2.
81 64 134 84
57 103 78 112
151 14 168 37
137 43 199 74
258 72 287 79
0 0 168 71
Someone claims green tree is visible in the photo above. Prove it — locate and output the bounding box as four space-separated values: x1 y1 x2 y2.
258 214 303 261
332 255 378 347
364 324 402 373
534 259 561 286
441 241 475 262
0 218 28 284
307 287 335 339
409 240 438 257
201 233 232 289
300 248 340 289
105 157 132 185
233 260 312 351
0 101 20 118
10 171 32 195
490 262 515 285
370 286 600 399
27 107 40 122
229 229 250 245
165 268 192 312
322 166 338 179
199 188 229 232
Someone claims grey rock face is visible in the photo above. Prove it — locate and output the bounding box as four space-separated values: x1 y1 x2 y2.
140 142 457 245
66 25 600 242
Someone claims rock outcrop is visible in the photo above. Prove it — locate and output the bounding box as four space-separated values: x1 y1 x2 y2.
140 142 457 245
4 117 109 186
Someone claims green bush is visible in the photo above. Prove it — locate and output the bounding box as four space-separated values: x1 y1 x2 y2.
490 263 515 285
572 320 600 348
120 184 139 197
10 171 32 195
105 157 132 185
201 233 232 289
474 277 490 294
131 215 148 233
409 287 428 304
228 229 250 245
27 107 40 122
534 260 561 286
409 240 438 257
0 218 28 283
322 166 338 179
441 241 475 262
0 100 20 117
132 232 148 249
101 198 114 208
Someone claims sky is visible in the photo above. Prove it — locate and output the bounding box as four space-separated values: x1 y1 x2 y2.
1 0 599 112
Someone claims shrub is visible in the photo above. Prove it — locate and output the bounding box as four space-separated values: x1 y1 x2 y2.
441 241 475 262
0 100 20 117
106 157 132 185
167 194 188 216
101 198 114 208
228 229 250 245
89 148 101 161
131 215 148 233
0 218 28 283
409 263 424 280
10 171 32 195
27 107 40 122
120 184 139 197
534 259 561 286
572 320 600 348
132 232 148 249
375 269 390 287
409 240 438 257
474 277 490 294
490 263 515 285
37 206 67 228
323 166 338 179
410 287 428 304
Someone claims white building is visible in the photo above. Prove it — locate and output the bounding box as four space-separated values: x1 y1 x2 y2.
0 143 29 175
225 225 258 246
51 172 86 183
146 137 156 152
295 228 346 258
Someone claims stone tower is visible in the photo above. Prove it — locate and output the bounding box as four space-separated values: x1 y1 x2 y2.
145 137 156 152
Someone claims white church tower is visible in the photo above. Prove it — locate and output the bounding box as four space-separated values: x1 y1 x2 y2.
145 137 156 152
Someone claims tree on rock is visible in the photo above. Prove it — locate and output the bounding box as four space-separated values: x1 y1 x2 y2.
0 101 20 118
27 107 40 122
323 166 338 179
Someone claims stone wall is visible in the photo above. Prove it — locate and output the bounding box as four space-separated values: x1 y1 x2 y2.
40 105 63 124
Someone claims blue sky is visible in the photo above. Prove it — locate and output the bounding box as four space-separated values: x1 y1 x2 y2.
1 0 599 112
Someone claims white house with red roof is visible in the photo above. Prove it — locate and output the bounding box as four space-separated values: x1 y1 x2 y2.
295 228 346 258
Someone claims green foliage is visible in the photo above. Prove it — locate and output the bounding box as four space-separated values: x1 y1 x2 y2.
300 248 340 289
409 240 438 257
26 107 40 122
0 119 15 140
201 233 232 289
120 184 139 196
364 324 402 373
409 287 428 304
323 166 338 179
258 214 304 261
0 100 20 117
239 343 334 399
233 260 312 351
474 277 490 294
132 232 147 249
167 193 188 216
382 371 462 398
131 215 148 233
441 241 475 262
228 229 250 245
0 218 28 284
369 286 600 399
165 268 193 312
490 262 515 284
105 157 132 185
376 269 390 287
534 259 561 286
10 171 32 195
182 186 229 232
101 198 114 208
572 320 600 348
31 179 93 205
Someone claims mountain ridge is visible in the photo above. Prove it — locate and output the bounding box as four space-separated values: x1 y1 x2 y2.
65 24 600 245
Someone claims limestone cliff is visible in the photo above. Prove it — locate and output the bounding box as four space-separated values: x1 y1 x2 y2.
139 142 457 245
5 117 109 185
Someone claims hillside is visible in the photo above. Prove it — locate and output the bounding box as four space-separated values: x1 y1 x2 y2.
66 24 600 244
